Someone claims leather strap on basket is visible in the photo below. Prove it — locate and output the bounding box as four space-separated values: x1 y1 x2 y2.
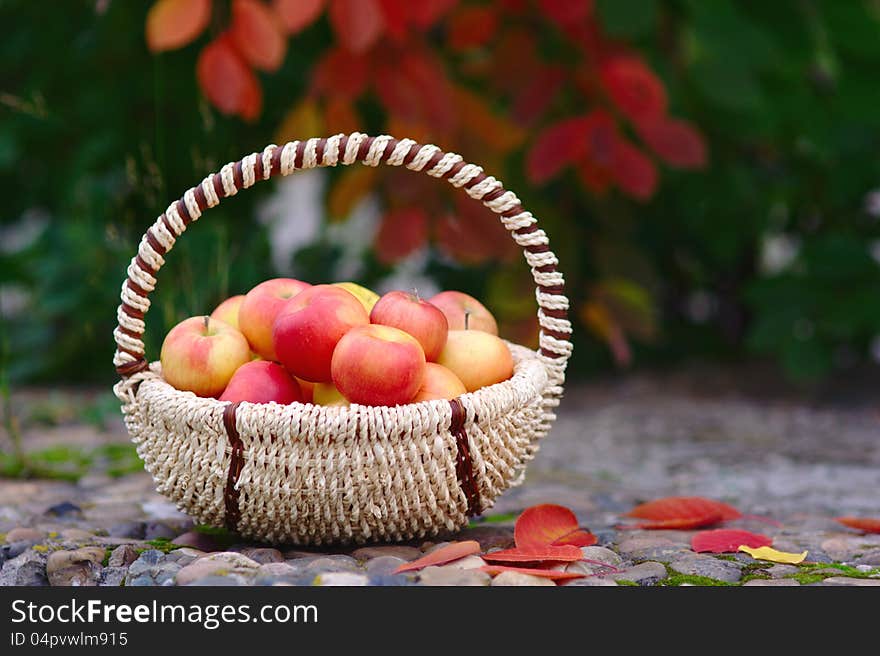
450 398 480 516
113 133 573 396
222 402 244 530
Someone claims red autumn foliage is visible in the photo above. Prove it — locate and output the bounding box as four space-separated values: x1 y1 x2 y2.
636 117 708 169
835 517 880 534
448 6 498 51
229 0 287 72
628 514 724 530
146 0 211 53
197 36 262 121
691 529 773 553
481 544 584 565
514 503 597 548
328 0 385 54
600 56 667 123
526 117 592 184
393 540 481 573
626 496 742 522
374 207 429 264
478 565 586 582
272 0 325 34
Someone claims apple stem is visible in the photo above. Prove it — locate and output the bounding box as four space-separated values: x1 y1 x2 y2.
203 315 210 333
464 310 471 331
411 287 421 302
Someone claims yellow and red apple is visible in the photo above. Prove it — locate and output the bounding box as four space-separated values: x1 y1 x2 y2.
331 324 426 406
219 360 303 404
160 316 251 397
428 290 498 334
411 363 467 402
272 285 369 382
369 290 448 362
333 281 380 314
238 278 311 361
312 382 350 407
209 294 245 331
436 329 513 392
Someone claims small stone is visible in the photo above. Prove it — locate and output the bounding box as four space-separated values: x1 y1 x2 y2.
616 537 690 563
417 566 491 586
109 522 146 539
154 562 182 585
820 576 880 586
283 549 323 560
605 561 668 585
450 527 515 551
491 571 555 586
852 549 880 567
253 562 306 585
580 546 623 567
743 578 801 586
60 528 94 542
855 564 875 572
2 541 35 560
439 555 486 570
668 554 742 583
108 544 139 568
6 527 44 543
315 572 369 586
47 547 105 574
99 567 127 587
565 560 612 576
304 556 361 575
46 502 82 518
368 573 416 586
765 564 798 578
0 550 48 586
49 563 101 587
238 548 284 564
364 556 407 576
143 522 177 540
127 574 157 586
171 531 219 552
128 550 165 577
820 536 862 562
185 574 246 586
175 552 260 586
351 546 422 561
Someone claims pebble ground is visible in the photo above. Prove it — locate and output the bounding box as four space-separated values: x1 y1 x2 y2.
2 365 879 587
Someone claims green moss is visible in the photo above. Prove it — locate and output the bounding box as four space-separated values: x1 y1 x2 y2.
0 533 6 544
144 538 182 554
468 512 518 527
101 547 113 567
615 579 638 586
31 544 49 553
740 572 772 583
789 572 825 585
661 573 734 586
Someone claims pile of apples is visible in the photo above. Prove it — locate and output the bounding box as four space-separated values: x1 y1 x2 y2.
159 278 514 407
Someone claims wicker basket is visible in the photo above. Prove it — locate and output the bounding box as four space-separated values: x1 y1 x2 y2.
112 133 573 545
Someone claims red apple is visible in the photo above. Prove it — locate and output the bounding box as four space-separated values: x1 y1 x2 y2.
333 281 380 313
209 294 245 331
411 363 467 402
219 360 303 404
428 290 498 334
436 330 513 392
369 290 448 361
238 278 311 361
312 382 349 407
331 325 426 406
160 316 251 397
272 285 369 382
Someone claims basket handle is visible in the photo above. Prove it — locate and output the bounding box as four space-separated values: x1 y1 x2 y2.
113 133 572 398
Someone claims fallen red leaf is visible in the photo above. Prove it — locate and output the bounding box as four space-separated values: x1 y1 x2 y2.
272 0 325 34
394 541 481 573
636 117 707 169
374 207 429 264
835 517 880 534
448 6 498 51
329 0 384 53
146 0 211 53
626 496 742 522
197 36 262 121
479 565 586 582
691 529 773 553
514 503 597 548
482 544 584 564
600 55 667 123
230 0 287 72
628 513 723 530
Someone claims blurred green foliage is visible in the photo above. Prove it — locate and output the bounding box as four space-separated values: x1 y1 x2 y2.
1 0 879 389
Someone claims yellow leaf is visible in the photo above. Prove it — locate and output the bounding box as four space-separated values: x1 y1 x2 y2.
327 166 378 222
738 545 808 564
274 97 323 145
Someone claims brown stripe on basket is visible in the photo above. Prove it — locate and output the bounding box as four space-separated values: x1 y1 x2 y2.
450 398 480 516
115 357 147 376
222 402 244 531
